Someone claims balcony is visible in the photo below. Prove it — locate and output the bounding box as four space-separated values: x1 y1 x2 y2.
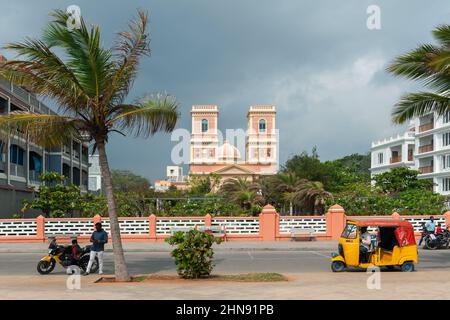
419 122 434 132
418 144 433 153
390 156 401 164
419 166 433 174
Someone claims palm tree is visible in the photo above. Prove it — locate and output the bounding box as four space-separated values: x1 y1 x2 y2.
220 178 263 211
0 10 179 281
271 172 304 215
294 180 333 215
387 25 450 123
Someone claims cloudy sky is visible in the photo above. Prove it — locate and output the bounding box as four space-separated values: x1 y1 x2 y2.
1 0 449 182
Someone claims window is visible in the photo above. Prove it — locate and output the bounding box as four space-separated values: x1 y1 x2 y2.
0 140 4 161
266 148 272 157
443 178 450 192
443 155 450 170
10 145 24 166
341 224 357 239
377 152 384 164
259 119 266 133
201 119 208 133
443 132 450 147
29 152 42 173
444 111 450 124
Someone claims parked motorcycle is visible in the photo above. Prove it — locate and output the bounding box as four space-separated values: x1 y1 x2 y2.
424 230 450 250
37 244 98 275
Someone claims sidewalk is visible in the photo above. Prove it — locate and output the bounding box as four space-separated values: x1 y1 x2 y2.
0 240 338 253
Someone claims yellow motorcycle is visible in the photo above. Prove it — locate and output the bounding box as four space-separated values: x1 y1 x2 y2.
37 244 98 275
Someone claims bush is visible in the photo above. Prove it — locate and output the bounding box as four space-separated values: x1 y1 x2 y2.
166 229 221 279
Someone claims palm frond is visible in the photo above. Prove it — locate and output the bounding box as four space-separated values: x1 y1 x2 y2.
106 10 150 107
108 94 179 137
0 112 81 147
392 92 450 124
432 25 450 47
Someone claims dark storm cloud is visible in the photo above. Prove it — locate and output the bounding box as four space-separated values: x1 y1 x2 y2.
1 0 449 182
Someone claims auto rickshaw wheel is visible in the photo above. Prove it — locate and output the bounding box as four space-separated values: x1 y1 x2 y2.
400 262 414 272
331 261 345 272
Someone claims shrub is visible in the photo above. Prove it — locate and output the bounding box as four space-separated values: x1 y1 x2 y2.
166 229 221 279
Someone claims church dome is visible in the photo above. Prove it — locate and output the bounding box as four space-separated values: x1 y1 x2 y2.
218 140 241 162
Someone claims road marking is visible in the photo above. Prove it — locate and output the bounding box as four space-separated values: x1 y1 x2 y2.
309 251 330 258
247 251 254 260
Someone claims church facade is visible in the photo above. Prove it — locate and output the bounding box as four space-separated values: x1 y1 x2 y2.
189 105 278 183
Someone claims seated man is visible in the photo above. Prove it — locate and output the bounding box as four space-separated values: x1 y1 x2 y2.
360 227 372 263
69 239 82 264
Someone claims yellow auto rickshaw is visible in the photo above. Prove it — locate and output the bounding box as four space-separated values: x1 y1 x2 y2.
331 218 418 272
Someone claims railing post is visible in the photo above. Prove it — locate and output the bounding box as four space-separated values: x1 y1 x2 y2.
444 211 450 229
149 214 157 240
204 214 212 227
93 214 102 226
392 212 400 219
325 204 346 240
36 215 45 242
259 204 279 241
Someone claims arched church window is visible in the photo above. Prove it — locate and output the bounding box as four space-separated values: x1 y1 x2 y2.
201 119 208 133
259 119 266 133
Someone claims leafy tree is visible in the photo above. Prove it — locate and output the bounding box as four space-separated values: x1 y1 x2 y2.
372 167 434 194
188 174 220 195
0 10 179 281
22 172 81 218
166 229 221 279
293 180 333 215
112 169 150 193
387 25 450 124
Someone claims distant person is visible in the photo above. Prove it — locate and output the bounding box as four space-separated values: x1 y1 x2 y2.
436 223 442 235
425 216 436 234
418 222 427 246
360 227 372 262
84 222 108 275
48 237 58 250
70 239 82 264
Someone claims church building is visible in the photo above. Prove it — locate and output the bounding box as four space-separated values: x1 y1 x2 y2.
189 105 278 183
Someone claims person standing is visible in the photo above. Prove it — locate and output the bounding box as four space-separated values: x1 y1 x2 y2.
84 222 108 275
425 216 436 234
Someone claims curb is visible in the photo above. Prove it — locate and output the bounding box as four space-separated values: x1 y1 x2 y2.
0 247 336 254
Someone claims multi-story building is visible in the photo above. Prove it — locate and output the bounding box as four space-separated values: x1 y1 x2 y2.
189 105 278 183
88 154 102 193
0 76 89 217
370 111 450 195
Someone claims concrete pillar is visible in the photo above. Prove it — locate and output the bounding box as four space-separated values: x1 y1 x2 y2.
326 204 346 240
259 204 279 241
149 214 157 240
443 211 450 230
204 214 212 227
392 212 401 219
36 215 45 242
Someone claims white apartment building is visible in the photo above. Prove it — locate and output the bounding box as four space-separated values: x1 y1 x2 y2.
370 111 450 195
88 154 102 192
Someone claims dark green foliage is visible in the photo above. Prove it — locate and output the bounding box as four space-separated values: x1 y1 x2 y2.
166 230 221 279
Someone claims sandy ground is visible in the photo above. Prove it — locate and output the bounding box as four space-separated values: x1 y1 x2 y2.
1 270 449 300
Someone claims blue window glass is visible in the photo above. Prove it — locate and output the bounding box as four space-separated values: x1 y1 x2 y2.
201 119 208 133
259 119 266 132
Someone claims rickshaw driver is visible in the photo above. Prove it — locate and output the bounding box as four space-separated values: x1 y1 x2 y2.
359 227 372 262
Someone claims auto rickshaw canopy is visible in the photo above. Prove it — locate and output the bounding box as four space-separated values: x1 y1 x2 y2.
347 218 413 228
346 218 416 247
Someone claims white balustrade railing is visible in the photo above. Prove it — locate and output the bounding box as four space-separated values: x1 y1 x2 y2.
0 220 37 236
212 218 260 234
279 217 327 234
45 219 93 236
156 218 205 235
101 219 150 235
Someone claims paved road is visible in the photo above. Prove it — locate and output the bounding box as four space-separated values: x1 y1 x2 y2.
1 249 450 275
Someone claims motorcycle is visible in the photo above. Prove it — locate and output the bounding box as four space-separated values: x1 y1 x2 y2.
424 230 450 250
37 244 99 275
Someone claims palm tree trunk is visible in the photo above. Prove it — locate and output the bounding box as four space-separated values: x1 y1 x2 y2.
97 140 130 281
289 201 293 216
